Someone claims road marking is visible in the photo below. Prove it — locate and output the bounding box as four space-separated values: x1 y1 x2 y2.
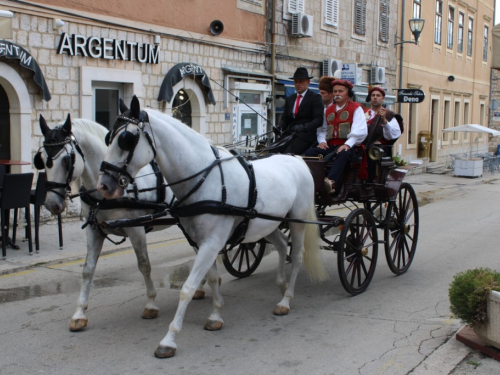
0 270 36 278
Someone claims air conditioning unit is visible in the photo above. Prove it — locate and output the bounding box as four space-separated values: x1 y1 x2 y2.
322 58 342 77
371 67 386 84
291 12 313 37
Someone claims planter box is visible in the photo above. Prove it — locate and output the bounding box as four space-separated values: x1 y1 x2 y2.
473 290 500 349
454 158 483 177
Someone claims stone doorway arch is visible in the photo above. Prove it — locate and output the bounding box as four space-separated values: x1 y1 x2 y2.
0 62 32 173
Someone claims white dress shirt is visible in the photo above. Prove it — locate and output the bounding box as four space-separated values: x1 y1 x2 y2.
366 109 402 140
316 102 367 147
293 89 308 117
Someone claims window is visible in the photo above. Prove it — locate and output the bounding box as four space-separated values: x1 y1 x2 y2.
435 1 443 45
447 7 454 49
408 103 417 145
480 103 485 126
354 0 367 36
463 102 470 141
324 0 339 27
379 0 390 42
443 99 451 142
458 12 464 53
288 0 304 13
413 0 421 18
467 17 473 56
453 101 460 141
483 26 489 61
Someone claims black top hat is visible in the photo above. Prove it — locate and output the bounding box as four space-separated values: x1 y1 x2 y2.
290 67 313 80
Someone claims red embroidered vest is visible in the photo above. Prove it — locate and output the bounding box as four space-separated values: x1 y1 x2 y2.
325 101 361 146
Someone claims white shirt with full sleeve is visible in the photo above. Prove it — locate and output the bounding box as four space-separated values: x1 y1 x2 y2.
366 109 401 140
317 102 367 147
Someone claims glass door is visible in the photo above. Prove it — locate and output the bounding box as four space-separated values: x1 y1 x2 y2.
237 92 262 143
93 82 124 130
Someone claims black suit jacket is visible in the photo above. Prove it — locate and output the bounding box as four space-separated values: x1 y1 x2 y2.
278 90 324 143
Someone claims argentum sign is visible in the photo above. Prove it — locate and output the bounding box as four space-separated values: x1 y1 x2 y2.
57 33 159 64
396 89 425 103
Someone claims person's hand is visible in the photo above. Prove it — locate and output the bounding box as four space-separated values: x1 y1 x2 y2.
318 142 329 150
379 108 387 125
337 144 350 153
292 124 306 133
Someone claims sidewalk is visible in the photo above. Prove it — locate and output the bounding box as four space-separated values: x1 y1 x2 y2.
1 170 497 275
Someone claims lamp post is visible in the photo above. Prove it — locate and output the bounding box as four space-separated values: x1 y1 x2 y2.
396 14 425 114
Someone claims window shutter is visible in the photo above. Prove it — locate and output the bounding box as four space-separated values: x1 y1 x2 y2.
355 0 367 35
379 0 390 42
324 0 338 27
288 0 304 13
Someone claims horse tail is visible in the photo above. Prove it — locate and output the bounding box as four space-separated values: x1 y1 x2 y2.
302 200 329 283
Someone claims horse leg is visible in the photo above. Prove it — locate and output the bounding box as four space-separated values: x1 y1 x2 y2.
204 260 224 331
70 228 105 331
155 239 225 358
275 222 306 316
125 227 159 319
192 247 206 300
264 229 290 315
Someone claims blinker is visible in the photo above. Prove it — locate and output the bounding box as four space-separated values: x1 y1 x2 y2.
118 130 137 152
104 132 111 146
34 152 45 170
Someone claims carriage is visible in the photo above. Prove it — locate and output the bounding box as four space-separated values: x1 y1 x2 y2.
40 96 419 357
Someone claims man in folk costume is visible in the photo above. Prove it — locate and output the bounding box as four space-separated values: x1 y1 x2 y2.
273 67 324 154
306 79 367 194
364 87 402 182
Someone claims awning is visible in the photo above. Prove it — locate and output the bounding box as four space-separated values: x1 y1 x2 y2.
0 40 51 101
493 24 500 70
158 63 216 105
276 79 319 96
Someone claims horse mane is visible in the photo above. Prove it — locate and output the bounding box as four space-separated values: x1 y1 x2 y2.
68 118 108 145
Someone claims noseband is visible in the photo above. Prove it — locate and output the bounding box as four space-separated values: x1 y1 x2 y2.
35 132 85 199
100 113 157 188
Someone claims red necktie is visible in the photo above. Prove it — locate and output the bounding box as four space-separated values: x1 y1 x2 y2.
294 94 302 117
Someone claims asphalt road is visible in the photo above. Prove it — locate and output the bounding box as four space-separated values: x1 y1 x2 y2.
1 174 500 374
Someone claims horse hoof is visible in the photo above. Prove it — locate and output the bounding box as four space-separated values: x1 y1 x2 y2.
142 308 159 319
204 320 223 331
69 318 88 331
273 306 290 316
154 345 176 358
192 291 205 300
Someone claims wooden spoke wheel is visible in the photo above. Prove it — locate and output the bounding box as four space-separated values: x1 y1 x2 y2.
363 201 388 227
337 208 378 295
384 182 419 275
222 241 266 278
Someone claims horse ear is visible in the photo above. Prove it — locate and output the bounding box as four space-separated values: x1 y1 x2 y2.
39 114 50 136
63 113 72 134
119 98 128 114
130 95 141 119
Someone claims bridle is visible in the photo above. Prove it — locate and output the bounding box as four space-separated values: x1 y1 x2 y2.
34 130 85 199
100 112 157 189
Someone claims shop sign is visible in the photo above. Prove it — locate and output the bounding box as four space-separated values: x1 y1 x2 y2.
396 89 425 103
57 33 159 64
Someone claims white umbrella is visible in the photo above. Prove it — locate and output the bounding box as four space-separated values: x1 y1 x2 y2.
442 124 500 157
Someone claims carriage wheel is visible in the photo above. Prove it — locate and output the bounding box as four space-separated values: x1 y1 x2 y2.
222 241 266 278
363 201 388 227
384 182 419 275
337 208 378 295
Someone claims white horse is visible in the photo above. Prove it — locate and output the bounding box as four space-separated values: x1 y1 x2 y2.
36 114 206 332
97 96 328 358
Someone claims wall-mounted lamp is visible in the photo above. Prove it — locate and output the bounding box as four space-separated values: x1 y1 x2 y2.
0 10 14 18
395 18 425 46
53 19 65 30
154 35 161 45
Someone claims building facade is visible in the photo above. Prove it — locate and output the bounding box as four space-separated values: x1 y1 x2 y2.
397 0 495 165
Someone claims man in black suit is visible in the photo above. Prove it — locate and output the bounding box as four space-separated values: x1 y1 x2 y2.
274 67 324 154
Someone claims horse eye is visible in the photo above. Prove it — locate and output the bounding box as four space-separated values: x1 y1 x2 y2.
118 131 136 151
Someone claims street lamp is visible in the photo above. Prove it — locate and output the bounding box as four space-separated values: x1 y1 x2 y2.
395 18 425 46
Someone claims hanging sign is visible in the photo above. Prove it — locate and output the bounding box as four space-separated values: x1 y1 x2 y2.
396 89 425 103
57 33 160 64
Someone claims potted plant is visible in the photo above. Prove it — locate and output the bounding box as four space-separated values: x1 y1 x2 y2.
449 268 500 349
392 155 407 167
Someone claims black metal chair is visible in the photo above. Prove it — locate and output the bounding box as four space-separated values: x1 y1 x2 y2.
30 172 63 251
0 173 34 259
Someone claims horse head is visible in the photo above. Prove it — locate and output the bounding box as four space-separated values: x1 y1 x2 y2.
98 96 156 199
35 113 85 214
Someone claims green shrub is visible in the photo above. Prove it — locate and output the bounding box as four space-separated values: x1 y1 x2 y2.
449 268 500 326
392 156 407 166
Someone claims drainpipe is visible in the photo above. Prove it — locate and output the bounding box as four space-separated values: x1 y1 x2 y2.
270 0 276 131
397 0 406 115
